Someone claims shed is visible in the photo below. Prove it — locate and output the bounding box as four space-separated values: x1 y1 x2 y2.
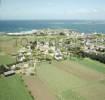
4 70 15 77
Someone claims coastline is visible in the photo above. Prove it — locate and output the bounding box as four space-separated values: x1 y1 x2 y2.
0 28 103 36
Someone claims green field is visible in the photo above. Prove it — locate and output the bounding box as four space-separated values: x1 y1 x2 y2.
71 57 105 74
36 58 105 100
0 75 33 100
0 54 16 65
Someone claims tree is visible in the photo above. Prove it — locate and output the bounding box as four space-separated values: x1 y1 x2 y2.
46 55 53 64
0 65 9 74
59 32 65 36
48 49 53 53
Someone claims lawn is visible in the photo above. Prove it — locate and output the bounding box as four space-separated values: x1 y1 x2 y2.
0 75 33 100
36 59 105 100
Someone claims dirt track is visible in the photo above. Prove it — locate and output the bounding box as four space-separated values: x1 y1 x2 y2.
23 76 57 100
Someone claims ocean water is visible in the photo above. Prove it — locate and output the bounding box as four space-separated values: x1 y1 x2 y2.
0 20 105 33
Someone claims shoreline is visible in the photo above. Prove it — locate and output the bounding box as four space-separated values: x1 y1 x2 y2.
0 28 104 36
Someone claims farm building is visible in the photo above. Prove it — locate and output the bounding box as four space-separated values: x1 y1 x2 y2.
3 70 15 77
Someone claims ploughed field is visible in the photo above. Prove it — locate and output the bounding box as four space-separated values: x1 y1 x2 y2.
28 58 105 100
0 75 33 100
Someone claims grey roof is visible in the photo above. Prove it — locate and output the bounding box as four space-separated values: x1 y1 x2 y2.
4 70 15 76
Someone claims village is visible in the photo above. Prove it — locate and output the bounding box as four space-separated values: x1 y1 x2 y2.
1 29 105 77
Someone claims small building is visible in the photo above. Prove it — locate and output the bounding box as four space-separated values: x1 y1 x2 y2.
3 70 15 77
55 55 62 60
17 53 26 62
54 49 63 60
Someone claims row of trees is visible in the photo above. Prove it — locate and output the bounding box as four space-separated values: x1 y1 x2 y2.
0 65 9 74
82 52 105 64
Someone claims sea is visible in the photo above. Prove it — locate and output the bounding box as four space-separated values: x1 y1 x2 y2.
0 20 105 34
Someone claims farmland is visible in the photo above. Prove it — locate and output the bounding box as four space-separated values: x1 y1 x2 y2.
0 75 33 100
24 58 105 100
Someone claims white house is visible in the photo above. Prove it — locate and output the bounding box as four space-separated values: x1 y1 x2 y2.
54 49 63 60
17 53 26 62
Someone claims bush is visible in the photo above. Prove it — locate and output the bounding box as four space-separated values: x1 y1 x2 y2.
15 67 20 70
30 73 35 76
48 50 53 53
63 55 67 60
0 64 9 74
31 95 34 100
83 52 105 64
46 55 53 61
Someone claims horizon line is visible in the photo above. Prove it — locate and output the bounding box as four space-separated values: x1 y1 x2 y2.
0 19 105 21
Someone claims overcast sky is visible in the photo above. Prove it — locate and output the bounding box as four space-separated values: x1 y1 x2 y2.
0 0 105 20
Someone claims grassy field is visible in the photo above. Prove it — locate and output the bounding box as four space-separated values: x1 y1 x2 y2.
0 52 16 65
0 75 33 100
35 58 105 100
71 57 105 74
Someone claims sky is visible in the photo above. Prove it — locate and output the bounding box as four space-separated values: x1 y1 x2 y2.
0 0 105 20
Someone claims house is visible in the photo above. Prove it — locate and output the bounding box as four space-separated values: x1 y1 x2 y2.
54 49 63 60
26 49 32 56
4 70 15 77
17 53 25 62
11 65 16 70
18 47 26 53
